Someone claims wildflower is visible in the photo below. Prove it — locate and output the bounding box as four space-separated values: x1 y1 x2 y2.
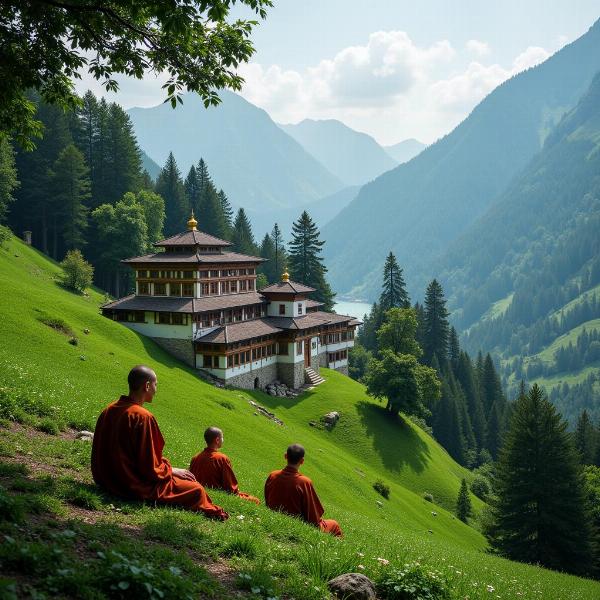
376 557 389 565
357 564 365 570
357 552 365 557
486 585 495 593
236 514 245 520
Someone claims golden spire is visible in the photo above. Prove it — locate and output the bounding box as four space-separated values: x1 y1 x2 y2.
281 270 290 282
187 210 198 231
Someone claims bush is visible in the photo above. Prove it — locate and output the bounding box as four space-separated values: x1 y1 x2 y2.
377 563 451 600
36 313 74 336
36 418 59 435
68 337 78 346
218 400 235 411
0 486 25 523
0 225 12 248
60 250 94 293
373 480 390 499
423 492 434 503
470 474 491 501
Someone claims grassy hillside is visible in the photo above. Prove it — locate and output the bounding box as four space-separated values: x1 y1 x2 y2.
1 236 599 599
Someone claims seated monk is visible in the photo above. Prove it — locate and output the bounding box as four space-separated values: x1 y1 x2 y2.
91 365 228 520
264 443 342 537
189 427 260 504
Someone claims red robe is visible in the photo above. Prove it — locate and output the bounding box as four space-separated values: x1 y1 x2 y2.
189 448 260 504
264 465 342 536
91 396 227 519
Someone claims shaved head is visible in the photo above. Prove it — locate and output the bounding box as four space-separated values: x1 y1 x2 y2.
127 365 156 392
286 443 305 465
204 427 223 445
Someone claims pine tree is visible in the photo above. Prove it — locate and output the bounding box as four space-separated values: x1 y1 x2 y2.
156 152 188 235
423 279 450 364
489 384 593 575
184 165 200 214
259 232 276 282
481 354 504 418
50 144 90 253
379 252 409 310
0 137 18 224
231 208 257 255
413 301 426 351
448 326 460 368
358 302 385 353
218 189 233 238
486 399 504 460
271 223 286 279
288 210 335 311
575 410 597 465
456 478 472 523
432 377 465 464
456 352 487 450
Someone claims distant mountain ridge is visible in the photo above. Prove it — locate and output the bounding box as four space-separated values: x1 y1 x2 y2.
127 91 344 216
384 138 426 164
140 150 161 180
322 18 600 301
280 118 397 186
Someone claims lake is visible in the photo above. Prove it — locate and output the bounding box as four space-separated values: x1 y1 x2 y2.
333 300 372 321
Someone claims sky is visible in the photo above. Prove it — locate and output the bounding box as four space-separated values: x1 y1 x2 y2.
74 1 600 146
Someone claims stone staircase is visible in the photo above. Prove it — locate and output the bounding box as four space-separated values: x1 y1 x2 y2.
304 366 325 387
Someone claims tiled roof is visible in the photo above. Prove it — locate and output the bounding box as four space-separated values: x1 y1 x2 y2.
122 251 266 264
267 310 355 331
101 292 267 313
195 318 283 344
259 280 315 294
154 230 231 247
305 299 324 310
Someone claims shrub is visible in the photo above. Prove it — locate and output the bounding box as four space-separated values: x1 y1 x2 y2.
0 486 25 523
68 487 102 511
223 533 258 558
373 479 390 499
377 562 451 600
218 400 235 411
36 313 74 336
68 337 78 346
0 225 12 248
423 492 434 503
470 473 491 501
60 250 94 293
36 418 59 435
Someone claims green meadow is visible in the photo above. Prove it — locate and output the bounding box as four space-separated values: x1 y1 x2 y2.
1 235 599 599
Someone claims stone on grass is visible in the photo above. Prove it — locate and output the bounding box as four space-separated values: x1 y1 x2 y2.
328 573 376 600
83 328 90 335
76 430 94 442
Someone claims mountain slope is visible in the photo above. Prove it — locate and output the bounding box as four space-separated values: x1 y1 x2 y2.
384 138 426 164
322 18 600 300
437 73 600 423
127 91 344 214
140 149 161 180
280 119 397 186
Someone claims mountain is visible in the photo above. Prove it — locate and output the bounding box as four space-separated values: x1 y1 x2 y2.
438 72 600 424
322 18 600 300
384 138 426 164
280 119 397 185
140 149 161 180
127 91 344 215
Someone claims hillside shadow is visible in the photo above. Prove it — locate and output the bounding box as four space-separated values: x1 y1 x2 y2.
246 386 316 410
355 401 430 474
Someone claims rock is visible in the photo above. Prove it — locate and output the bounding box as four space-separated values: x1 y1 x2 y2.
328 573 376 600
323 411 340 425
76 430 94 442
376 500 383 508
431 511 438 517
309 421 317 427
428 529 433 534
79 355 86 361
83 328 90 335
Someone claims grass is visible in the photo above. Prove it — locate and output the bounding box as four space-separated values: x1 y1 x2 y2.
0 236 599 598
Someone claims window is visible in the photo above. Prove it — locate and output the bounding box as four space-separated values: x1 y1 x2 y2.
169 283 181 296
210 270 219 278
137 270 148 278
171 313 184 325
279 304 286 315
201 283 209 295
230 281 237 293
297 302 303 315
296 341 303 355
200 270 209 278
210 282 218 295
278 343 288 355
130 311 145 323
248 280 255 290
227 355 233 367
154 283 166 296
252 348 258 361
240 280 247 291
138 282 150 295
182 283 194 296
204 355 214 368
150 270 159 278
158 312 170 324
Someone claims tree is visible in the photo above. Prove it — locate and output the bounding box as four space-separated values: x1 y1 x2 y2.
1 1 271 148
423 279 450 364
218 189 234 238
379 252 409 310
376 308 422 358
432 377 466 464
271 223 286 279
231 208 258 255
348 342 372 382
575 410 597 465
259 232 277 282
488 384 593 575
127 190 165 248
50 144 90 254
448 326 460 367
456 479 472 523
456 352 487 450
156 153 188 236
288 210 335 311
184 166 200 214
0 137 18 224
60 249 94 293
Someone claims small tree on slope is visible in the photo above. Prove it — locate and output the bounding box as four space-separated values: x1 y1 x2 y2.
456 478 472 523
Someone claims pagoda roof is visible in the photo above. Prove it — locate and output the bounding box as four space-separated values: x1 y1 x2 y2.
101 291 266 313
267 310 355 331
154 229 232 247
259 280 315 295
122 251 266 265
195 318 282 344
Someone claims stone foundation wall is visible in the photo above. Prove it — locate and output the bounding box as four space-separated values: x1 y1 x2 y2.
225 362 278 390
151 337 195 367
334 365 349 376
318 353 327 368
278 361 306 388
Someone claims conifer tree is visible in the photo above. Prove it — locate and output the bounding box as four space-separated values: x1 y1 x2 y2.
358 302 385 354
218 189 234 238
271 223 286 278
379 252 409 310
575 410 597 465
0 137 18 224
456 478 472 523
432 377 465 464
486 399 504 460
50 144 90 254
456 352 487 450
423 279 450 364
489 384 593 575
231 208 257 255
184 165 200 214
449 326 460 368
156 152 188 235
413 301 426 351
481 354 505 417
288 210 335 311
259 232 276 282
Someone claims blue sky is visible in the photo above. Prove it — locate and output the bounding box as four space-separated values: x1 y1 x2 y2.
76 1 600 146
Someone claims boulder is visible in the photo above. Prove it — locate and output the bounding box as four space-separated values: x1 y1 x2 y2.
328 573 376 600
76 430 94 442
323 411 340 425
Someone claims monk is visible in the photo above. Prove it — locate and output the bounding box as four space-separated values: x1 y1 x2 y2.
189 427 260 504
91 365 228 520
264 443 342 537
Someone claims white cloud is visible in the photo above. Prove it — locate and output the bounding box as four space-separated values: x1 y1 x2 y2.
511 46 551 72
466 39 491 57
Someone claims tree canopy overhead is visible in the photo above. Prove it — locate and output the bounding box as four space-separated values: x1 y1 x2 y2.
0 0 272 147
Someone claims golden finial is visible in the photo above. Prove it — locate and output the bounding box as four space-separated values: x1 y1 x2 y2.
281 270 290 282
187 210 198 231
